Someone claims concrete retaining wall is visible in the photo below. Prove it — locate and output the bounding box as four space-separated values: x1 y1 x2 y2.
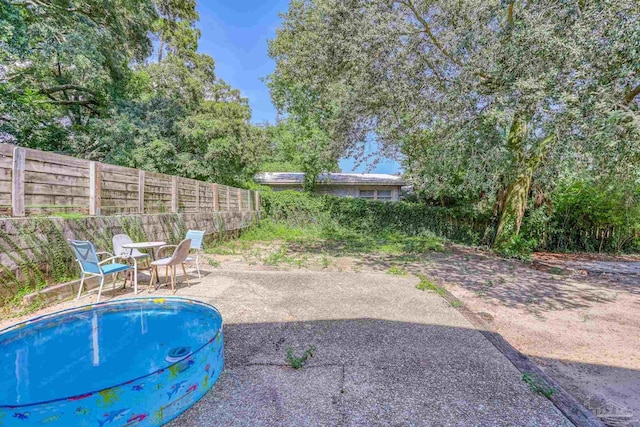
0 211 259 303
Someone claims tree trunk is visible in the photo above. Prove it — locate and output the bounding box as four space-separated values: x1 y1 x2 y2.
494 169 532 249
494 115 555 249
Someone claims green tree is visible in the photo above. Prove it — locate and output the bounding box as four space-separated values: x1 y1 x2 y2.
268 0 640 247
1 0 157 149
1 0 268 187
261 118 340 190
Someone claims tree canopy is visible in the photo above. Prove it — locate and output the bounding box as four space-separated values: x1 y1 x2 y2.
268 0 640 246
1 0 265 186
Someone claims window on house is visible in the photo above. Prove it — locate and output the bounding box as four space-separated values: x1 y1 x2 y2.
358 189 375 199
377 189 392 201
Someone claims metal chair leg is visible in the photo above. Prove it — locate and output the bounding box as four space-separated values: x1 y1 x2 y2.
196 254 201 278
77 274 86 299
149 267 156 293
97 276 105 302
181 263 190 287
133 263 138 295
171 266 176 294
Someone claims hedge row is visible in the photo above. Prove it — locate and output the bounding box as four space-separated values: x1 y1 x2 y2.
261 188 640 253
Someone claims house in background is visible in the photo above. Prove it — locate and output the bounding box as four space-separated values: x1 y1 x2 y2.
254 172 406 201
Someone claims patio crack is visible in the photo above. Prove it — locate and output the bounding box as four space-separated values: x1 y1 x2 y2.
230 361 350 426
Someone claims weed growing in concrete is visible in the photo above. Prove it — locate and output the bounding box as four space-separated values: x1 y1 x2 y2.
321 253 331 269
550 267 564 275
387 265 409 276
293 255 308 269
285 345 315 369
449 300 465 308
207 259 221 268
415 274 446 297
522 372 556 399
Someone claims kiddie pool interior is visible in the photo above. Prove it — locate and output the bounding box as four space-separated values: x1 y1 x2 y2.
0 297 224 426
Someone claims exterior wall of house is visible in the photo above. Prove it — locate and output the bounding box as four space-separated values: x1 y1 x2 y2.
268 184 401 201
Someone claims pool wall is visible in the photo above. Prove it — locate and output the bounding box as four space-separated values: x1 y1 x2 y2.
0 298 224 427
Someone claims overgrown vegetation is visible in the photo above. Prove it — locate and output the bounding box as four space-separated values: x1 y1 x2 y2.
268 0 640 251
387 266 409 276
415 274 446 296
285 345 315 369
522 372 556 399
255 189 640 259
0 0 336 188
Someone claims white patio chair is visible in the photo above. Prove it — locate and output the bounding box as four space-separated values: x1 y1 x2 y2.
185 230 205 278
112 234 150 294
156 230 205 279
149 239 192 294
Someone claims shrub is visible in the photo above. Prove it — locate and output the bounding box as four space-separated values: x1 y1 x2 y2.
258 183 640 254
525 181 640 253
260 190 326 226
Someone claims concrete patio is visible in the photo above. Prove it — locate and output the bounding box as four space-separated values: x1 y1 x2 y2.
171 268 572 426
3 268 573 426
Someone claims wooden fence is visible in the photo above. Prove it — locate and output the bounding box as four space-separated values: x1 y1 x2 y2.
0 144 259 217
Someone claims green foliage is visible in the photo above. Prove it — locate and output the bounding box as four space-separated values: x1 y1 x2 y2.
258 187 640 254
0 219 77 305
1 0 266 187
260 118 340 187
260 190 326 226
1 0 159 149
415 275 445 296
495 235 536 261
522 372 556 399
543 181 640 253
387 266 409 276
322 197 489 246
285 345 315 369
240 218 322 242
269 0 640 247
259 189 480 245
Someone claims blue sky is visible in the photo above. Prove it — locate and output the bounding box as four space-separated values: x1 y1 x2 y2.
195 1 401 174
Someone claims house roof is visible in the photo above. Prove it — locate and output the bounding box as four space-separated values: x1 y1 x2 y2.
254 172 406 186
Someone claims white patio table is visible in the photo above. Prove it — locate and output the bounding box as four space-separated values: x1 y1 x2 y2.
121 241 166 285
121 241 166 261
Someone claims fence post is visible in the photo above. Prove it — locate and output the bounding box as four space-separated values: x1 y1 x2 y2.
196 181 200 212
138 170 145 214
226 186 230 211
254 191 260 211
11 146 25 217
212 184 219 211
237 188 243 211
171 176 178 213
89 161 101 216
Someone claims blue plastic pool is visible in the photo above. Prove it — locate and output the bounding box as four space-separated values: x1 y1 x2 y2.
0 297 224 426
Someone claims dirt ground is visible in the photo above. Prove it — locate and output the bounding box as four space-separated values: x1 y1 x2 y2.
209 241 640 427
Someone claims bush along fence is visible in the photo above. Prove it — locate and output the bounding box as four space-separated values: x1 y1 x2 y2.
260 190 640 254
259 190 494 245
0 143 259 217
